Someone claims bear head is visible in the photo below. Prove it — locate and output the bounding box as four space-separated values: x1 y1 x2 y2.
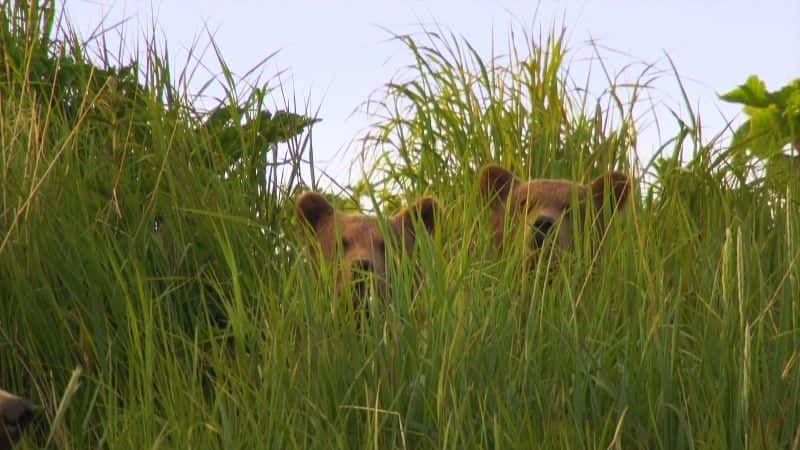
478 163 631 269
295 191 438 310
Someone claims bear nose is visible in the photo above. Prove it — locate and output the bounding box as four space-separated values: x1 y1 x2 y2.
11 402 35 429
352 259 374 274
351 259 374 301
1 394 35 430
531 217 555 248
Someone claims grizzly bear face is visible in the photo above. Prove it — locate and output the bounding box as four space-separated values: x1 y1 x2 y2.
295 191 438 309
478 164 631 268
0 388 35 450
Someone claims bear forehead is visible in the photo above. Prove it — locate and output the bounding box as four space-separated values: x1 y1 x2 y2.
512 179 587 208
333 213 386 238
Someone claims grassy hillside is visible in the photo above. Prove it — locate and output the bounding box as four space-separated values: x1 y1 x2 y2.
2 3 799 449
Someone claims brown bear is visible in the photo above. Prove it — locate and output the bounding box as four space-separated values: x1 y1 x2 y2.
0 388 35 450
295 191 439 313
478 163 631 268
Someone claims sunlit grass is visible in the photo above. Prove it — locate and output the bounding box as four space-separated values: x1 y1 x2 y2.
2 2 799 449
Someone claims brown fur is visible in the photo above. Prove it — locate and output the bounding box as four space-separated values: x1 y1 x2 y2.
295 191 438 310
478 164 631 267
0 389 35 450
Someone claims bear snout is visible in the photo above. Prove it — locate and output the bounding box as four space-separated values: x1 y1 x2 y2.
351 258 375 274
0 390 36 450
350 258 376 300
531 216 555 248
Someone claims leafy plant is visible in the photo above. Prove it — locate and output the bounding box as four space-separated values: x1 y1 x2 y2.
721 75 800 187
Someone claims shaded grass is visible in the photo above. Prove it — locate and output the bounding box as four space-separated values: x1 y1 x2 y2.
2 3 800 450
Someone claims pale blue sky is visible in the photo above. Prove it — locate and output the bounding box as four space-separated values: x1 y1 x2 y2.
65 1 800 183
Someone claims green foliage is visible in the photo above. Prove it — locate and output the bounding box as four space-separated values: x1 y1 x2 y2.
359 29 634 206
2 4 800 450
1 0 317 414
721 75 800 188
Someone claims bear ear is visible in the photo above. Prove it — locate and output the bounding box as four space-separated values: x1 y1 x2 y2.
295 191 334 231
392 196 439 237
589 171 631 214
479 164 517 203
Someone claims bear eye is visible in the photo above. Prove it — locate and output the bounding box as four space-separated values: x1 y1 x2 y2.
375 240 386 252
341 237 352 250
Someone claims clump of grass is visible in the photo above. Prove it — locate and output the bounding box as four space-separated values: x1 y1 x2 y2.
355 23 800 450
357 26 635 201
2 2 799 449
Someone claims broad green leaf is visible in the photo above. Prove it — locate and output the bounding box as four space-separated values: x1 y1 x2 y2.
746 105 788 158
720 75 771 108
771 78 800 106
785 89 800 140
728 122 751 160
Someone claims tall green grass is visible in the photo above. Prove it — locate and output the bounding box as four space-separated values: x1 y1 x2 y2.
2 3 799 449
